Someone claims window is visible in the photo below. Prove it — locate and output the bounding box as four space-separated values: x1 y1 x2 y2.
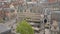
32 7 37 13
30 8 32 12
0 3 4 6
11 10 15 13
6 0 11 2
32 9 36 13
11 0 16 2
18 6 25 13
26 0 31 2
30 6 37 13
18 7 23 12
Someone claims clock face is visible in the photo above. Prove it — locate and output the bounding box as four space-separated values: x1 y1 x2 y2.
44 19 47 23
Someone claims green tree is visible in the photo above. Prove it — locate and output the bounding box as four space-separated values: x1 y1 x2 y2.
16 20 34 34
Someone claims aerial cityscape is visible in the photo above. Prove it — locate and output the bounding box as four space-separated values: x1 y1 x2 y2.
0 0 60 34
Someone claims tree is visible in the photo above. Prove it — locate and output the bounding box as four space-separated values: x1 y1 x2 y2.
16 20 34 34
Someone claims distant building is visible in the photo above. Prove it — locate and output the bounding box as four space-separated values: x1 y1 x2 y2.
0 0 18 21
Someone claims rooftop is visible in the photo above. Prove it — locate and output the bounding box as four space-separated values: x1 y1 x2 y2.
0 24 11 34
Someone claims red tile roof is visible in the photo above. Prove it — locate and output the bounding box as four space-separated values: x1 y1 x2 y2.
48 0 57 3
